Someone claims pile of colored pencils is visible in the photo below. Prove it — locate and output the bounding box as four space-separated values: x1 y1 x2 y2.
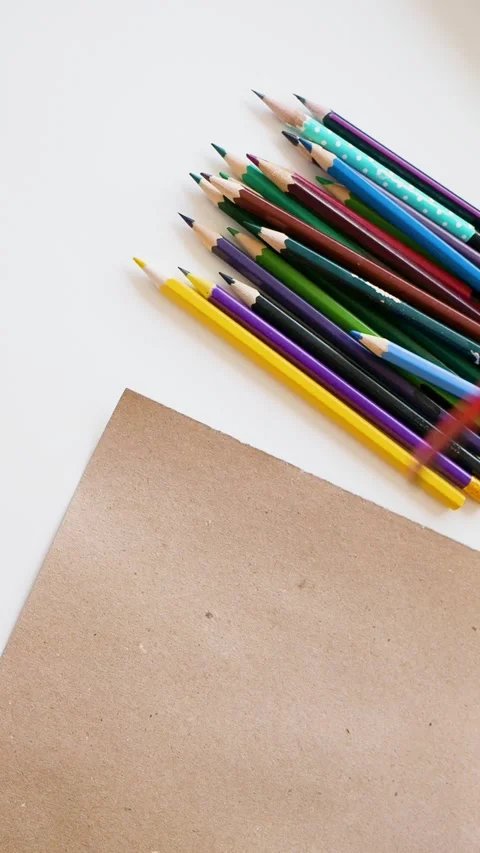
135 91 480 511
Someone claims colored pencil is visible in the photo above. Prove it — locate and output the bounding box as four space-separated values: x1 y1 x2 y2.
219 272 480 480
240 221 477 379
245 222 480 359
411 390 480 476
134 258 464 507
253 91 478 246
210 144 363 253
189 172 264 229
248 153 480 322
227 225 480 454
182 215 458 391
207 175 480 329
301 140 480 293
314 172 480 271
294 93 480 230
285 127 480 280
353 334 480 399
179 214 379 338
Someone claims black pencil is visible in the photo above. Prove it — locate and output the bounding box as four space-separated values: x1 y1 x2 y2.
219 273 480 478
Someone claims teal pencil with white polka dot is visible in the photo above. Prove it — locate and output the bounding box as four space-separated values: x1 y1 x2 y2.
298 139 480 295
253 91 480 251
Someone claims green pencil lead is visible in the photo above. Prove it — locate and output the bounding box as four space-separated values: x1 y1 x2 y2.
244 222 262 236
211 143 227 159
227 227 240 237
219 171 230 180
189 172 201 184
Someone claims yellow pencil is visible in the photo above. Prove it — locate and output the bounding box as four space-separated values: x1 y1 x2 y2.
133 258 464 510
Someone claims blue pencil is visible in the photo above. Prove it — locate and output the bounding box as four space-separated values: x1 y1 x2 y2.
351 332 480 399
300 138 480 294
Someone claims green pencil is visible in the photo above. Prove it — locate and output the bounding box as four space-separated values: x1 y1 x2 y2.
227 226 455 403
226 227 374 336
190 173 264 230
250 225 480 368
211 145 365 255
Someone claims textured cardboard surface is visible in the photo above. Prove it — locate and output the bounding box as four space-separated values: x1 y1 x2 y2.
1 389 480 852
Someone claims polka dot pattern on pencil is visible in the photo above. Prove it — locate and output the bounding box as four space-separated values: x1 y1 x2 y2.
300 116 475 242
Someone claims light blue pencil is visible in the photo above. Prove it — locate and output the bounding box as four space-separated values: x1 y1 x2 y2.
300 139 480 294
351 332 480 399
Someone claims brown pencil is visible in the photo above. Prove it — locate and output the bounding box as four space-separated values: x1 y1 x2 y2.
247 155 480 337
209 175 480 329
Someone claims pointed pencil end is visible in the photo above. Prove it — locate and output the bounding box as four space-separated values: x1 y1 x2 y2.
298 137 312 151
282 130 299 146
246 153 260 166
178 213 194 227
227 227 239 236
244 222 261 236
189 172 201 184
251 89 265 100
293 93 306 105
211 143 227 158
219 272 235 285
133 257 146 269
200 172 212 181
178 267 190 277
350 331 362 341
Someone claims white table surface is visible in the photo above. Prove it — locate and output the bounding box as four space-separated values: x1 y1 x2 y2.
2 0 480 653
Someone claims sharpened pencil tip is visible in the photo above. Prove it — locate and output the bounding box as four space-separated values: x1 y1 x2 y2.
219 272 235 285
219 171 230 180
211 143 227 158
227 227 239 236
200 172 212 181
246 153 260 166
350 331 362 341
251 89 265 100
178 213 194 227
189 172 201 184
293 93 306 105
282 130 300 146
133 257 146 269
244 222 261 235
298 137 312 151
178 267 191 277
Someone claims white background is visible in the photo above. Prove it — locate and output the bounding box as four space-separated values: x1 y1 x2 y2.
2 0 480 652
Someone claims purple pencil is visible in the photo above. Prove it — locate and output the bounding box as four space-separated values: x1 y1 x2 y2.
294 94 480 230
179 214 480 457
185 271 472 491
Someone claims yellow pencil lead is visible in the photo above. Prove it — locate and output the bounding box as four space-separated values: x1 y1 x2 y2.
133 257 146 269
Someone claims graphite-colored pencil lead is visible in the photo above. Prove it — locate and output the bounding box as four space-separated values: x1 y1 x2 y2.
178 213 194 227
218 272 235 285
133 257 146 269
282 130 300 145
178 267 191 277
189 172 201 184
211 143 227 158
293 94 306 104
246 153 260 166
252 90 265 100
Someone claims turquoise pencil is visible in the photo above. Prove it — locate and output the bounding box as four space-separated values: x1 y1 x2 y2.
301 140 480 295
352 334 480 399
253 91 480 248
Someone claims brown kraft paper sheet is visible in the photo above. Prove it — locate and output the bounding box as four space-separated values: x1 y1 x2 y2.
1 389 480 852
